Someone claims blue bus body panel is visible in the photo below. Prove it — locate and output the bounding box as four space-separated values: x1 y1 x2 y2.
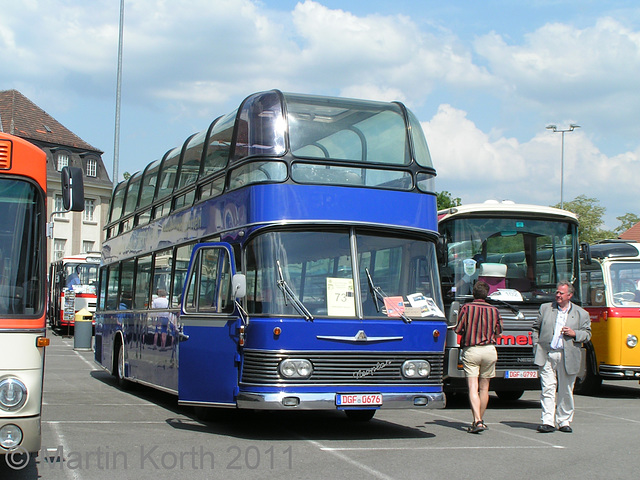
178 318 240 404
245 317 445 351
243 184 438 230
102 184 438 264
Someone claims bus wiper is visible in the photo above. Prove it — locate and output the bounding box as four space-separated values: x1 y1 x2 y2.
365 268 411 324
487 297 525 320
276 260 314 321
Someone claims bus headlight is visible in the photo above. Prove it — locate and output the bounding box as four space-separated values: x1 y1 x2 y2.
402 360 431 379
279 359 313 379
0 424 23 449
627 335 638 348
0 378 27 411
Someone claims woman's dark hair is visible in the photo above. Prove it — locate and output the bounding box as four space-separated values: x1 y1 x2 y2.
473 280 490 299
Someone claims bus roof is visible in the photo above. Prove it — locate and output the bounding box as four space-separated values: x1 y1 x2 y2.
589 239 640 260
438 200 579 223
58 252 102 264
0 132 47 190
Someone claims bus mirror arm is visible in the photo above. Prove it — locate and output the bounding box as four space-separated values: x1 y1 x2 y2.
178 325 189 342
580 242 592 265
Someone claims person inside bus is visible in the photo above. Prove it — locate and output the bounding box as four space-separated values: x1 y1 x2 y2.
454 280 503 434
66 266 81 289
152 289 170 349
532 281 591 433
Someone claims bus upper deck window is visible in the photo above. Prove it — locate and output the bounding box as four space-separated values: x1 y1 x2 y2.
234 91 286 159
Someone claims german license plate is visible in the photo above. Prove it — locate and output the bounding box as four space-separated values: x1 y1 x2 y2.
504 370 538 379
336 393 383 407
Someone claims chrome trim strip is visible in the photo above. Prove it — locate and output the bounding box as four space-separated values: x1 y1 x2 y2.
317 330 403 343
237 391 445 410
178 400 236 408
128 377 178 396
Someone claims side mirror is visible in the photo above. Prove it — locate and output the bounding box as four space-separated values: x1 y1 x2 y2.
61 166 84 212
580 242 591 265
436 236 447 267
232 273 246 299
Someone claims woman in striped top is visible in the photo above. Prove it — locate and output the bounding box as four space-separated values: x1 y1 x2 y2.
454 280 503 433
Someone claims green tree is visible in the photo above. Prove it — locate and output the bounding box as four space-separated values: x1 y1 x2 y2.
552 195 616 244
436 191 462 210
614 213 640 235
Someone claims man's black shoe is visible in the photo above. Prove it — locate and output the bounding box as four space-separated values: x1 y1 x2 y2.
537 424 555 433
558 425 572 433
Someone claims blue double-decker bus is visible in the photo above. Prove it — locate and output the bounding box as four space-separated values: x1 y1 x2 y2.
94 90 446 421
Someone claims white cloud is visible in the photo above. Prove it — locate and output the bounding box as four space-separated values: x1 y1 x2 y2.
1 1 638 227
425 103 639 228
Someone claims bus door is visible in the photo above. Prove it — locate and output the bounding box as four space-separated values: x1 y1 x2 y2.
178 243 242 406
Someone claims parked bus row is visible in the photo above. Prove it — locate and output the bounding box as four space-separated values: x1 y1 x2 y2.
1 132 83 457
39 89 637 433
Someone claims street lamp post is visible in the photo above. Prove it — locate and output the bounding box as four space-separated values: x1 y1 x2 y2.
546 123 580 209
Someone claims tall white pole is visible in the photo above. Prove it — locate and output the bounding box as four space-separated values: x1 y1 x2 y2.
113 0 124 187
546 124 580 210
560 130 565 210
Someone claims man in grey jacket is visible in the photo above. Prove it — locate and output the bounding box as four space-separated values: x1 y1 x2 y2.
532 281 591 433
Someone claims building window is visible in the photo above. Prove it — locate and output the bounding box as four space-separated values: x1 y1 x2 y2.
54 195 67 219
86 158 97 177
54 239 66 260
57 152 69 171
83 241 95 253
83 199 95 222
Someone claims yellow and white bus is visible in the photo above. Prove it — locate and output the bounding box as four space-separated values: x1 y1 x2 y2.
580 240 640 391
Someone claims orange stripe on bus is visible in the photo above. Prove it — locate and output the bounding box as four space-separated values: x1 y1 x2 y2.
0 318 46 329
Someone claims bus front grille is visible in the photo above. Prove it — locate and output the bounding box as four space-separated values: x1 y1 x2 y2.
496 346 536 370
241 350 444 385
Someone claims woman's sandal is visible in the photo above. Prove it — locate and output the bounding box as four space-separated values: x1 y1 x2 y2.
478 420 488 430
467 421 486 434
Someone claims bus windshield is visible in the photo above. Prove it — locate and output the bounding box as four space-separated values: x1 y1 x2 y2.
0 179 43 316
440 216 578 304
64 263 99 293
285 93 432 190
609 261 640 306
245 229 442 318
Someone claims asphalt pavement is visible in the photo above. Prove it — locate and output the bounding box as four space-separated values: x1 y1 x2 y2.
3 329 640 479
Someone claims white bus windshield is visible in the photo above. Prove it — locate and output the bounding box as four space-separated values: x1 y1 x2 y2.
440 216 578 304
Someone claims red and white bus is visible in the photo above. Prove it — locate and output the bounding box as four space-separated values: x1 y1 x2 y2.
0 132 83 459
48 252 100 331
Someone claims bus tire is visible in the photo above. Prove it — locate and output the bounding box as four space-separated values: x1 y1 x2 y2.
495 390 524 402
344 409 376 422
574 348 602 395
115 341 132 390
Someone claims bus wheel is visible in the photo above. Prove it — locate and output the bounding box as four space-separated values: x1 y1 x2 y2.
495 390 524 402
344 409 376 422
115 342 132 390
574 353 602 395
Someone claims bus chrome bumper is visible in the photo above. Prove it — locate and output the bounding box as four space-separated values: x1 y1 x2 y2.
598 365 640 380
237 391 446 410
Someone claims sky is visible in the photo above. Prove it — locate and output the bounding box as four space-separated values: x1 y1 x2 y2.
1 0 639 230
